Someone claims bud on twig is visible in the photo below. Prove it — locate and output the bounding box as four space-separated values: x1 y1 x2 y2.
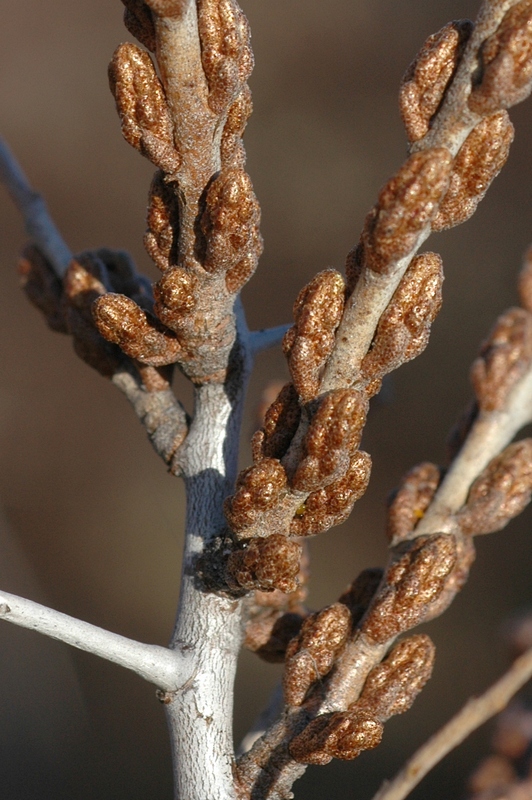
400 20 474 143
386 462 442 543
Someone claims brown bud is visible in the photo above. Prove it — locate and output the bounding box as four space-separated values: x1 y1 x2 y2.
290 451 371 537
221 85 253 169
245 610 304 663
338 568 384 627
289 709 383 765
359 149 453 275
144 0 187 16
357 634 435 721
284 270 346 403
153 267 198 330
198 0 254 114
400 20 474 142
386 462 442 543
255 383 302 462
226 534 302 593
121 0 156 51
518 244 532 313
433 112 514 231
291 390 368 493
92 293 182 366
224 458 288 534
284 603 352 706
109 43 180 174
63 258 123 376
457 439 532 535
361 252 443 383
144 171 180 271
362 534 457 643
18 246 67 333
200 168 262 288
471 308 532 411
469 1 532 115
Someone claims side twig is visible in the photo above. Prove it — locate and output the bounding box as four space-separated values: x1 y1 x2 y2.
371 646 532 800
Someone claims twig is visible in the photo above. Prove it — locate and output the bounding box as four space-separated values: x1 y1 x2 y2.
371 646 532 800
0 137 72 277
0 589 194 691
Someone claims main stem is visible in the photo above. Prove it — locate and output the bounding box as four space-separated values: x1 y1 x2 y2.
166 324 251 800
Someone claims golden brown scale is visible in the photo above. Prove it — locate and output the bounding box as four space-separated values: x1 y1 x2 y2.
224 458 288 536
144 171 180 272
358 148 453 275
283 603 352 707
362 534 457 643
361 252 443 382
457 440 532 535
400 20 474 143
221 85 253 169
386 462 442 544
433 112 514 231
355 634 435 721
198 0 254 114
226 534 302 593
121 0 156 52
469 0 532 115
290 451 371 537
108 43 180 176
289 709 383 765
253 383 302 462
92 293 183 367
283 270 346 403
291 390 368 493
471 307 532 412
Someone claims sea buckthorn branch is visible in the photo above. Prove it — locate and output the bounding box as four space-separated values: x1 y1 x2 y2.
234 248 532 800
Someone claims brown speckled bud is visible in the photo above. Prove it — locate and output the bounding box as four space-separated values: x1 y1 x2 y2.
469 1 532 115
289 709 383 765
245 611 305 663
283 603 352 706
284 270 346 403
457 440 532 535
362 534 457 643
198 0 254 114
433 112 514 231
122 0 156 51
221 85 253 169
93 293 182 366
291 390 368 493
361 252 443 383
153 267 198 330
226 534 302 593
109 43 180 175
471 308 532 411
224 458 288 534
386 462 442 543
200 168 262 291
144 171 180 271
18 246 67 334
255 383 302 462
290 451 371 537
63 258 124 376
359 149 453 275
400 20 473 143
357 634 435 721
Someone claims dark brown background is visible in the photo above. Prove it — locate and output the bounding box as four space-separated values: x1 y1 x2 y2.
1 1 532 798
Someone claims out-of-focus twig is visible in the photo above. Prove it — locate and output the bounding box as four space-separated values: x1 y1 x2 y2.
371 646 532 800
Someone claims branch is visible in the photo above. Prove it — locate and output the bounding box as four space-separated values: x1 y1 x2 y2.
0 137 72 277
371 645 532 800
0 589 194 691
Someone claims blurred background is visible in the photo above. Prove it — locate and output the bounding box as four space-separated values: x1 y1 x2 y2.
1 1 532 798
